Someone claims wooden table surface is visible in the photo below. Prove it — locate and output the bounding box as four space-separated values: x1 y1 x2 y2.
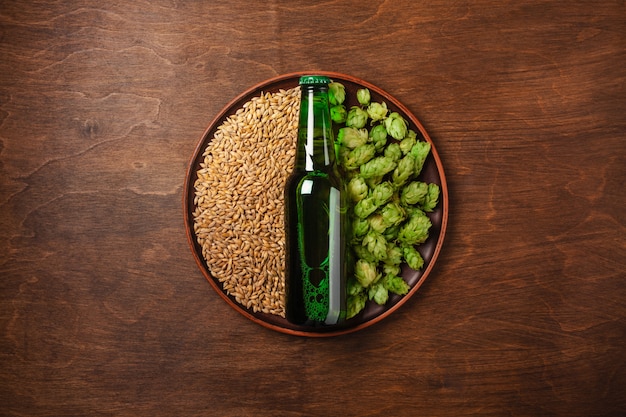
1 1 624 416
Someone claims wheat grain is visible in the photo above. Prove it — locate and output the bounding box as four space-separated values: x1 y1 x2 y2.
192 87 300 317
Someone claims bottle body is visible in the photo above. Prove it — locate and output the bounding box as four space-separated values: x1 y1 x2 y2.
284 76 347 326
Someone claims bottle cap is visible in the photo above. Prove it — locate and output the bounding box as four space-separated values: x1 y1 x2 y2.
299 75 330 86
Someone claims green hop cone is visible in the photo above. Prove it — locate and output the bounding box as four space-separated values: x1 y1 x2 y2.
368 282 389 305
391 153 416 187
410 140 431 176
354 196 379 219
355 259 381 288
367 213 388 234
380 201 406 228
371 181 395 206
384 112 409 140
351 216 370 243
403 205 425 219
346 106 369 129
402 245 425 270
399 130 417 154
365 175 384 189
383 142 402 162
383 263 401 277
421 183 440 212
357 88 371 106
369 124 388 152
362 231 387 262
367 102 388 122
383 224 400 242
347 176 369 202
347 277 365 297
400 181 429 206
343 143 376 170
328 82 346 105
346 292 367 319
397 211 432 245
330 104 347 123
385 244 403 266
359 156 397 179
382 274 410 296
353 244 378 263
337 145 351 169
338 127 368 149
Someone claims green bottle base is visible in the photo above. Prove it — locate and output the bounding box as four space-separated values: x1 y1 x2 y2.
284 171 347 326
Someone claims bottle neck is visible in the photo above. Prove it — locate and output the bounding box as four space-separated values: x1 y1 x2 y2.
295 85 335 171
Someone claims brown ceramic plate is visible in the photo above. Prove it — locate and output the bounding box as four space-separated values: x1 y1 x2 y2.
183 71 448 337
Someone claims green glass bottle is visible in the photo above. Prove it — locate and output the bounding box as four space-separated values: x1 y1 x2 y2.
284 75 348 326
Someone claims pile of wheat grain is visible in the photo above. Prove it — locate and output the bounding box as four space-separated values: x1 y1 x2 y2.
192 87 300 317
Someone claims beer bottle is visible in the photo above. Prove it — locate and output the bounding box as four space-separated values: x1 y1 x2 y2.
284 75 347 326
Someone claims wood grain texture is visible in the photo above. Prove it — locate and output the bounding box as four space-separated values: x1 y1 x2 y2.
1 0 624 416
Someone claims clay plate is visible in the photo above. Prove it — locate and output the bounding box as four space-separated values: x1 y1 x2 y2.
183 71 448 337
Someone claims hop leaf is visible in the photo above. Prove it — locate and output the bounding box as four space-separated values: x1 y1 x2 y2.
324 85 440 316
